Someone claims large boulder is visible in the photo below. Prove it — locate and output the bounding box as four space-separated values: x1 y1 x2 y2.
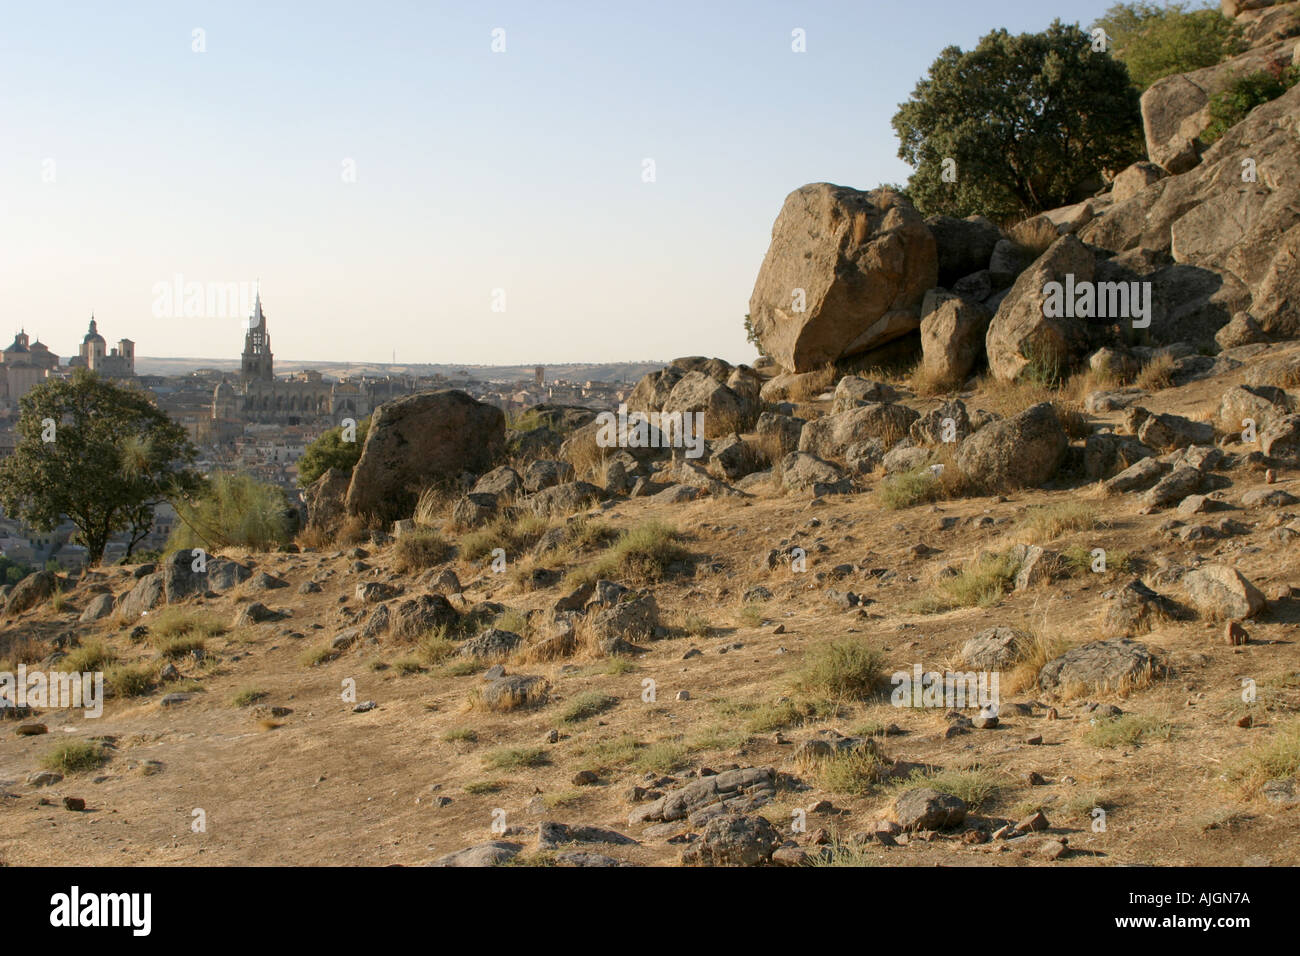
472 466 524 500
1182 565 1267 620
304 466 351 533
662 371 751 438
779 452 850 494
919 290 992 387
1081 82 1300 339
118 571 165 621
831 375 899 412
960 626 1030 670
1217 384 1295 433
894 788 967 831
797 403 919 460
1262 413 1300 462
680 813 779 866
955 403 1068 491
748 183 938 372
1111 161 1166 202
528 481 604 518
3 571 57 616
1039 638 1158 692
626 366 686 412
1139 38 1298 174
345 390 505 523
985 235 1098 383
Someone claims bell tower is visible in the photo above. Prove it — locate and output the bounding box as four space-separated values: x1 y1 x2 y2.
241 290 274 382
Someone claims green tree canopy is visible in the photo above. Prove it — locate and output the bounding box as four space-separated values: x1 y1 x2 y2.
892 20 1144 222
1091 2 1243 91
297 417 369 487
0 370 201 564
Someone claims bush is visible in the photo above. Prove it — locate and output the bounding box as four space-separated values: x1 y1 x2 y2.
392 530 453 573
1092 2 1244 91
297 418 369 487
63 641 116 672
567 521 691 587
560 692 619 724
794 640 885 700
168 472 294 552
43 740 108 774
105 663 154 698
1201 62 1300 145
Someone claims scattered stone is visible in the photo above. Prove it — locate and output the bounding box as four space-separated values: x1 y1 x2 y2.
894 788 967 831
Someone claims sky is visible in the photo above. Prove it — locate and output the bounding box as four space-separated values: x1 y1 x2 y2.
1 0 1124 367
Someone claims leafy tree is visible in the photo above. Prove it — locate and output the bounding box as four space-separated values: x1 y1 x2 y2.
297 417 369 487
892 20 1144 222
1091 2 1243 91
0 371 201 565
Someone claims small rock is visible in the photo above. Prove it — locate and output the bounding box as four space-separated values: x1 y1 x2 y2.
1040 838 1067 860
572 770 599 786
352 700 377 713
63 796 86 811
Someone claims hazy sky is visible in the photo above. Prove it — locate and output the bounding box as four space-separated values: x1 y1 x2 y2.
2 0 1120 366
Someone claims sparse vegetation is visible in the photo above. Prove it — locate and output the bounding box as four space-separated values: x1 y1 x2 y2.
566 520 690 587
392 530 453 573
1224 719 1300 798
42 739 108 774
905 550 1020 613
230 686 267 707
484 746 549 770
793 640 886 701
105 663 155 698
63 640 116 673
559 691 619 724
1083 712 1173 749
1016 501 1102 543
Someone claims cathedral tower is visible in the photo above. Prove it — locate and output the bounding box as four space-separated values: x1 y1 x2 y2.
240 291 274 382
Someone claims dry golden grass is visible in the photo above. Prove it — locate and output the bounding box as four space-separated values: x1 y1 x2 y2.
392 530 454 573
1014 501 1103 543
785 363 838 402
413 484 459 527
1136 353 1177 391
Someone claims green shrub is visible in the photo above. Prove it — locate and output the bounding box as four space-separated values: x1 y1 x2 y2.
794 640 885 700
168 472 293 552
43 740 108 774
297 418 369 487
1202 62 1300 145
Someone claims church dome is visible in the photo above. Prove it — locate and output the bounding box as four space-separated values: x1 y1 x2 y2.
214 379 236 400
83 318 106 345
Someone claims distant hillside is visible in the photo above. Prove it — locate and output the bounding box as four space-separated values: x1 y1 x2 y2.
135 357 668 385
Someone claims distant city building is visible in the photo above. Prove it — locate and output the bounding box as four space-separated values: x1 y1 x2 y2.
210 292 414 435
67 316 135 378
0 330 57 407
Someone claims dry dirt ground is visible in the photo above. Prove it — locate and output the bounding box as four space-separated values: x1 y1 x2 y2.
2 348 1299 867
